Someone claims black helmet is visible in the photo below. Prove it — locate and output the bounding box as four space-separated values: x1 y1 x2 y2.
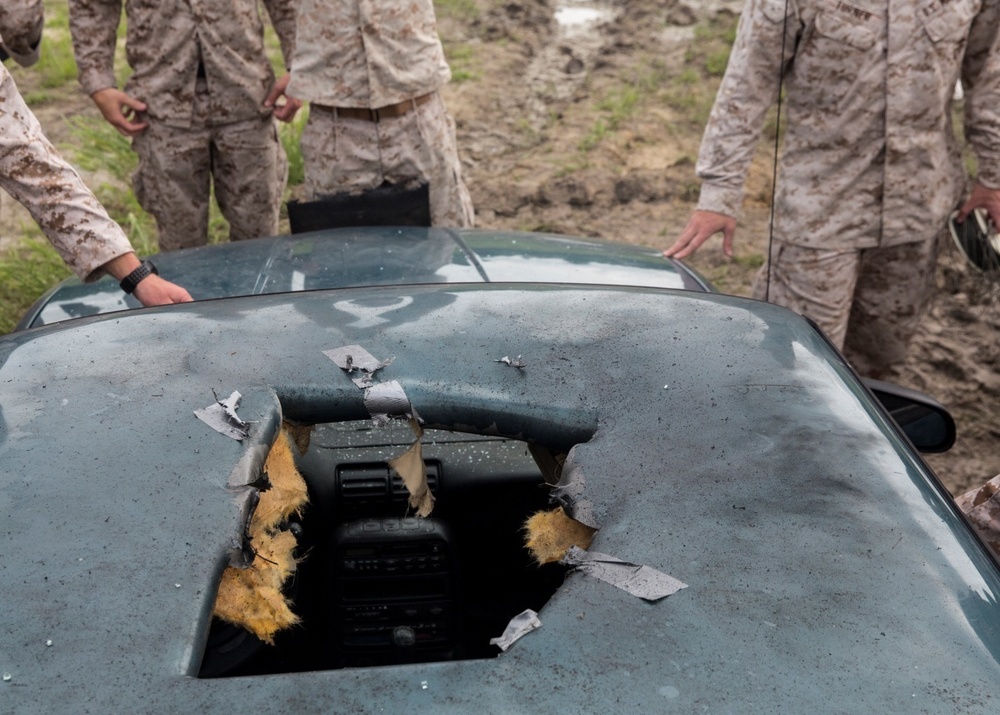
949 209 1000 272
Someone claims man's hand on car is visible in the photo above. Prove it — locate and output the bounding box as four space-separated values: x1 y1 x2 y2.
663 210 737 259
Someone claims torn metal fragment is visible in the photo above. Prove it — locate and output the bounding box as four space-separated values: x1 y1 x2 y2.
324 345 393 374
365 380 414 423
495 355 526 369
561 545 687 602
490 609 542 652
550 460 600 530
388 419 435 517
194 390 250 441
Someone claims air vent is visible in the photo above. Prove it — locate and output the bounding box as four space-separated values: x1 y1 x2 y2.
339 465 390 502
391 463 440 501
338 462 441 514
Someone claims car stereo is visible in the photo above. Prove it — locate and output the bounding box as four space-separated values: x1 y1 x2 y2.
330 516 460 666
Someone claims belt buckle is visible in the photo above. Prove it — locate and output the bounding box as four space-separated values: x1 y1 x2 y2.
368 107 381 122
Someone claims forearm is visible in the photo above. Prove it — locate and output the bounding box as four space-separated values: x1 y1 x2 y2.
0 66 132 281
695 0 797 215
962 0 1000 188
67 0 122 95
262 0 297 68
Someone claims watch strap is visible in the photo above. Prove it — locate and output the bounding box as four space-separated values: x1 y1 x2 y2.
120 260 159 294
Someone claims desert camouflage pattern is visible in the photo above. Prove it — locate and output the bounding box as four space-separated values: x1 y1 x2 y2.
288 0 450 108
0 65 131 280
131 81 288 252
302 95 474 227
68 0 296 127
752 235 938 376
0 0 43 66
956 475 1000 559
697 0 1000 250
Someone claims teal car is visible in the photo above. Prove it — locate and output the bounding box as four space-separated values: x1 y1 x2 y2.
1 228 991 713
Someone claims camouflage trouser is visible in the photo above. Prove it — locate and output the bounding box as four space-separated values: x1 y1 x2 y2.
956 476 1000 558
131 95 287 251
752 234 940 378
301 92 474 228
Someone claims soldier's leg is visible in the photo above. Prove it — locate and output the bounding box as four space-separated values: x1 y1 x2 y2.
842 234 939 378
301 105 382 199
751 240 861 349
212 116 287 242
131 122 212 251
382 93 474 227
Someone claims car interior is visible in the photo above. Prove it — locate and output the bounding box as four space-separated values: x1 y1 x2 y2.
199 420 568 678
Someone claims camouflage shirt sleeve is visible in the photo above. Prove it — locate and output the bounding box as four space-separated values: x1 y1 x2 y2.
962 0 1000 189
262 0 297 69
67 0 122 96
695 0 800 218
0 0 44 67
0 65 132 281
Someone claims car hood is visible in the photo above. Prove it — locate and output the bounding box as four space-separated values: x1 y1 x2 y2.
1 284 999 712
17 227 709 329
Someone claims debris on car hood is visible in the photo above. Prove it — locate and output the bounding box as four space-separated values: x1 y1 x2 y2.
561 546 687 602
490 609 542 652
195 390 251 441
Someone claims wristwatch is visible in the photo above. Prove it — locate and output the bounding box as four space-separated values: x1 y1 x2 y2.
119 259 159 294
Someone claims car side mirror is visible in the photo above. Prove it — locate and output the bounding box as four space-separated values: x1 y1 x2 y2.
862 378 956 453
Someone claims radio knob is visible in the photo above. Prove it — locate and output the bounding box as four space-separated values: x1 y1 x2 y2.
392 626 417 647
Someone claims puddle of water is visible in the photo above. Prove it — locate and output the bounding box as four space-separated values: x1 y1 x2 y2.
555 6 612 27
554 0 615 36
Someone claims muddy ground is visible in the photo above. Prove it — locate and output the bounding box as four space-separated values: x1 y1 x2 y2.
4 0 999 495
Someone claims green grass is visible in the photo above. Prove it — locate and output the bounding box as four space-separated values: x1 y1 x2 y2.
281 107 308 187
444 43 477 83
434 0 480 21
0 236 72 334
578 65 668 151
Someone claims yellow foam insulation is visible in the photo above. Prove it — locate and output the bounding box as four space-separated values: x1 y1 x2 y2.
524 507 597 565
388 418 435 517
213 427 310 644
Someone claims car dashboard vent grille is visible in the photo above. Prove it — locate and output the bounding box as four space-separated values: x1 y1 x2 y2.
337 462 440 515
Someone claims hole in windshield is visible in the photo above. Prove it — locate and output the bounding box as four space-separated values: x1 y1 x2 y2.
199 420 575 677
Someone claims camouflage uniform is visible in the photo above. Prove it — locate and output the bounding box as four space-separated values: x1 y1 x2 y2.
288 0 474 228
67 0 297 251
0 63 132 280
0 0 43 66
957 475 1000 558
696 0 1000 376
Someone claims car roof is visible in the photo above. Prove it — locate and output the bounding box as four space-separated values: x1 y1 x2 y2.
2 283 999 711
17 227 710 329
